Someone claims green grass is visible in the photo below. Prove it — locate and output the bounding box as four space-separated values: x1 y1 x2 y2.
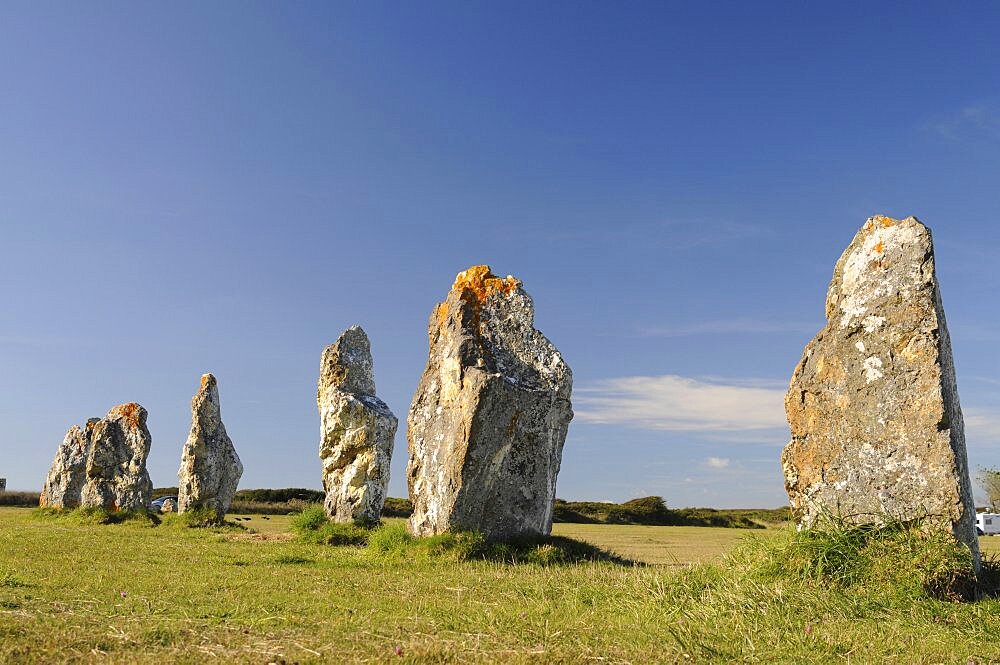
4 506 1000 662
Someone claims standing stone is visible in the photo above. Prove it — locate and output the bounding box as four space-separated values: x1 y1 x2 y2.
79 403 154 512
782 216 978 563
0 478 5 493
40 420 98 508
318 326 397 525
178 374 243 517
160 498 177 513
407 265 574 540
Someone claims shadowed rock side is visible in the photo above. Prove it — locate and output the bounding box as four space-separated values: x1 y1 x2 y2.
40 420 98 508
80 403 154 511
318 326 397 525
782 216 978 565
407 265 574 540
178 374 243 517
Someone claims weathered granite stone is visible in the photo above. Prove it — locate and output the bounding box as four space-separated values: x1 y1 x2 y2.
79 404 154 512
178 374 243 517
318 326 397 525
0 478 5 493
782 216 979 563
40 420 98 508
160 498 177 513
407 265 574 540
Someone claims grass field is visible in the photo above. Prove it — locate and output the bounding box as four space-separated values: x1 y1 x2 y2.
4 506 1000 663
228 514 751 565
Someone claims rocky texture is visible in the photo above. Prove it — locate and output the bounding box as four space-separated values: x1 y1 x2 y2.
407 265 574 540
79 404 154 511
782 216 978 563
178 374 243 517
0 478 5 492
160 498 177 513
318 326 397 525
40 421 96 508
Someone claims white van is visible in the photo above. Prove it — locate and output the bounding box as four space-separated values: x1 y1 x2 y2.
976 512 1000 536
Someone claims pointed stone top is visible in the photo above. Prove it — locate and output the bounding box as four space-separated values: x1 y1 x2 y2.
193 373 221 411
320 325 375 396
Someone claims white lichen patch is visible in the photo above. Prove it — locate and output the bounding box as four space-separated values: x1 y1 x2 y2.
855 341 866 352
837 217 922 329
862 315 885 333
863 356 883 383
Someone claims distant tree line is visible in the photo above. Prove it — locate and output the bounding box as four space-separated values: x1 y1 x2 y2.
9 487 790 528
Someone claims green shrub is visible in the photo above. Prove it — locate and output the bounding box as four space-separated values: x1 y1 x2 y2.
291 505 369 545
173 506 225 528
234 488 325 503
366 522 414 556
0 491 40 507
291 505 329 532
551 496 780 528
381 497 413 517
729 519 980 601
364 522 633 566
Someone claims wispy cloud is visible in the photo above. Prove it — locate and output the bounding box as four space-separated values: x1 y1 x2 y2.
923 102 1000 143
638 318 817 338
575 374 787 433
705 456 730 469
964 407 1000 447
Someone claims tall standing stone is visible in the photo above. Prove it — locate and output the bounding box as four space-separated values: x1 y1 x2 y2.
782 216 978 563
178 374 243 517
79 403 154 512
41 420 98 508
318 326 397 524
407 265 574 540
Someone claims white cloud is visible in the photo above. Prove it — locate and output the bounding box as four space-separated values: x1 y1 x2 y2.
638 319 817 338
963 407 1000 447
705 456 730 469
924 103 1000 143
575 374 787 433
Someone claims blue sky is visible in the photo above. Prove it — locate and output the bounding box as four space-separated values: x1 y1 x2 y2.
3 3 1000 507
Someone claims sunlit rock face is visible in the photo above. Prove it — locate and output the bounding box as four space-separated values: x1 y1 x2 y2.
782 216 978 565
79 403 154 512
318 326 397 525
178 374 243 517
407 265 574 541
41 420 98 508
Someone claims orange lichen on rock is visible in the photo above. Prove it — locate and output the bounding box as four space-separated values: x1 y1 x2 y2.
451 265 520 303
874 240 884 254
864 215 902 232
434 302 450 328
200 374 215 390
111 403 144 428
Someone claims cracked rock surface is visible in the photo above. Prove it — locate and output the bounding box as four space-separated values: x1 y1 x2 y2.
43 404 153 512
318 326 397 525
407 265 573 540
782 216 978 565
178 374 243 517
41 403 154 511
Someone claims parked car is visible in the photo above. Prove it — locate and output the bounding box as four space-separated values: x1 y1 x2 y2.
151 496 178 512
